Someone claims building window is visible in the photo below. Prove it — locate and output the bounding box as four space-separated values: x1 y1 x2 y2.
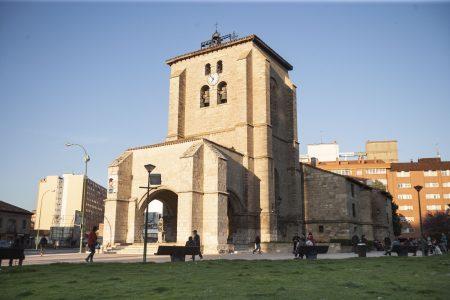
22 220 27 229
399 205 413 211
352 203 356 217
319 225 324 233
400 216 414 223
217 81 227 104
334 169 351 176
397 171 410 178
205 63 211 76
398 194 412 200
217 60 223 73
425 182 439 188
425 194 440 199
443 194 450 199
426 205 441 211
401 227 415 234
356 170 362 176
424 170 438 177
366 168 386 174
441 170 450 176
200 85 210 107
397 183 411 189
443 182 450 187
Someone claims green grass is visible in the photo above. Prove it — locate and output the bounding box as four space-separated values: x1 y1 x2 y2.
1 255 450 299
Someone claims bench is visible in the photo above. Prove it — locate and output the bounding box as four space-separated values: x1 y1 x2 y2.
0 248 25 267
154 246 200 262
297 245 329 259
391 245 419 256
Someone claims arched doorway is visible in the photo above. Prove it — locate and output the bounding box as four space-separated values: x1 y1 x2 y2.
227 190 246 245
137 189 178 243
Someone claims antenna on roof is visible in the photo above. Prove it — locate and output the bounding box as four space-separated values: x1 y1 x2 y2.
436 143 441 158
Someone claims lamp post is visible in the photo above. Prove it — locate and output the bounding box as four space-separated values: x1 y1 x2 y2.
414 185 424 237
65 142 90 253
35 189 55 250
142 164 155 263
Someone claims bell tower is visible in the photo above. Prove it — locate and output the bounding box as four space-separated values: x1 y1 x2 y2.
165 32 302 242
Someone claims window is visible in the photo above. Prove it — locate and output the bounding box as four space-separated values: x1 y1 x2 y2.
443 194 450 199
205 63 211 76
443 182 450 187
441 170 450 176
352 203 356 217
356 170 362 176
405 216 414 223
319 225 324 233
401 227 415 234
397 183 411 189
425 194 440 199
216 60 223 73
427 205 441 211
22 220 27 229
397 171 410 177
425 182 439 188
334 169 351 176
399 205 413 211
366 168 386 174
200 85 210 107
424 170 438 177
351 184 355 197
398 194 412 200
217 81 227 104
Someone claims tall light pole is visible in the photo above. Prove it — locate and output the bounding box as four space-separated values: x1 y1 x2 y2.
35 189 55 250
414 185 424 237
66 142 90 253
141 164 155 263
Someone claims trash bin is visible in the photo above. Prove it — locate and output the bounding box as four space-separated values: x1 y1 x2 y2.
357 243 367 257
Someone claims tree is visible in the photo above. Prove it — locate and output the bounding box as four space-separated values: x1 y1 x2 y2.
391 201 402 237
370 180 387 191
423 211 450 239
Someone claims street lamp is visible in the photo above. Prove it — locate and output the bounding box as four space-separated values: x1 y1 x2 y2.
414 185 424 237
65 142 90 253
142 164 155 263
35 189 55 250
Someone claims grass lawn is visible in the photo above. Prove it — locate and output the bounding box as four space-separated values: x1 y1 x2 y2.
1 255 450 299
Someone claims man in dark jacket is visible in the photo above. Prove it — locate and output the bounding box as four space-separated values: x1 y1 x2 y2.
253 236 261 254
193 230 203 259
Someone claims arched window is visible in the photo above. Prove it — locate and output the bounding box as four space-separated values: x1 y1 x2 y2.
217 81 227 104
205 63 211 76
200 85 210 107
217 60 223 73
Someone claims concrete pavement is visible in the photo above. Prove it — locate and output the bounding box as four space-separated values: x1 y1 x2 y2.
4 250 409 266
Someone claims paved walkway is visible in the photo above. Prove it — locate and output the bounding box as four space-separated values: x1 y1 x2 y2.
5 250 415 266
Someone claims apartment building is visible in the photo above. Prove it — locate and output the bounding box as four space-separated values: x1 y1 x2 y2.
387 157 450 237
35 174 106 246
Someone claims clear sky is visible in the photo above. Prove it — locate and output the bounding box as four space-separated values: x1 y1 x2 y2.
1 1 449 211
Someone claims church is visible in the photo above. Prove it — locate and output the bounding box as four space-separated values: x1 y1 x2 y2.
103 32 392 254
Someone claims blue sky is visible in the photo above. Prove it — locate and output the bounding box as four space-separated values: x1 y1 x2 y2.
1 1 449 210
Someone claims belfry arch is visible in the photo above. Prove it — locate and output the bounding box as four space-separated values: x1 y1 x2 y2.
136 188 178 243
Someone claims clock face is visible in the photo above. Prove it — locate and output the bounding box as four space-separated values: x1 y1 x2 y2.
207 73 219 86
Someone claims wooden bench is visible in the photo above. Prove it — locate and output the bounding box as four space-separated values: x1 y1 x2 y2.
0 248 25 267
297 245 329 259
391 245 419 256
154 246 200 262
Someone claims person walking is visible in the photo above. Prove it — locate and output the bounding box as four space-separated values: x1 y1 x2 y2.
193 230 203 260
252 235 261 254
85 226 98 263
383 236 392 256
38 236 48 256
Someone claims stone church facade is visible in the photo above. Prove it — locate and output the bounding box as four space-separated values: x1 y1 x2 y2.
103 33 393 253
103 33 302 253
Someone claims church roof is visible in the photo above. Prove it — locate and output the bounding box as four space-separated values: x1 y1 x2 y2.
165 34 293 71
